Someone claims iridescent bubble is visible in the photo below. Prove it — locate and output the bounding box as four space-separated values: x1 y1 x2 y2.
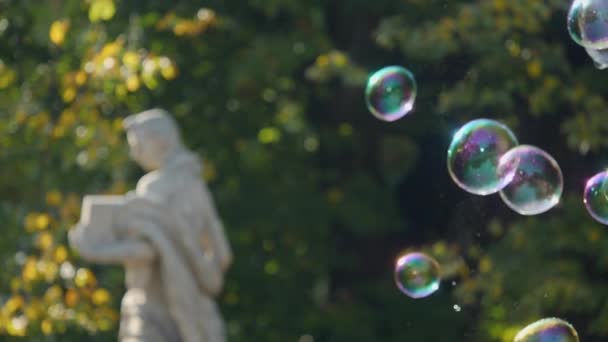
514 318 579 342
584 170 608 224
497 145 563 216
365 66 417 122
568 0 608 50
447 119 519 195
568 0 608 69
394 252 440 299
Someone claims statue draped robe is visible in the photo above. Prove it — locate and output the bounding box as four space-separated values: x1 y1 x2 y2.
70 151 232 342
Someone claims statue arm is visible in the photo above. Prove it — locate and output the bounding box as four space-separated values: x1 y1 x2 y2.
205 204 233 272
69 225 156 264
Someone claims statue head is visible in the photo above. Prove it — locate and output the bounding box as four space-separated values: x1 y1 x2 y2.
123 108 183 171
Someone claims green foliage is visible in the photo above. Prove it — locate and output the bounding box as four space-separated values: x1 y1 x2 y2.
0 0 607 341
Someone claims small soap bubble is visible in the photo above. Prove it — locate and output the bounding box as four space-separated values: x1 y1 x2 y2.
447 119 519 195
453 304 461 312
365 66 417 122
394 252 440 299
514 318 579 342
568 0 608 69
584 170 608 224
497 145 563 216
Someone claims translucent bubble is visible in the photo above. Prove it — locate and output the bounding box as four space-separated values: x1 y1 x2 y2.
514 318 579 342
365 66 417 122
447 119 519 195
568 0 608 68
568 0 608 50
584 47 608 69
497 145 563 216
584 170 608 224
394 252 440 299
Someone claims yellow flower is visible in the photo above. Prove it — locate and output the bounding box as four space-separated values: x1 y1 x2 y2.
49 20 70 46
35 213 51 230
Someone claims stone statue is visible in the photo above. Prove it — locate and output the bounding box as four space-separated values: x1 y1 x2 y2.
69 109 233 342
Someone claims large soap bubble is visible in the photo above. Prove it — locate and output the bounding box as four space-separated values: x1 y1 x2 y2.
584 170 608 224
447 119 519 195
514 318 579 342
497 145 563 216
568 0 608 69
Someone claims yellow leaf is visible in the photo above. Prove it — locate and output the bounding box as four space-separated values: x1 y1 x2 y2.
122 51 140 69
89 0 116 23
527 60 542 78
22 258 39 283
92 288 111 305
7 316 27 336
46 190 62 206
49 20 70 46
316 54 329 67
35 214 51 230
54 245 68 264
64 289 79 307
75 268 96 288
125 75 140 92
62 87 77 103
41 319 53 335
258 127 281 144
37 232 54 251
44 285 63 303
75 70 87 85
160 63 177 80
2 295 24 314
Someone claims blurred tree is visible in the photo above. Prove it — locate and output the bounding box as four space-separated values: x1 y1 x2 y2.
0 0 606 341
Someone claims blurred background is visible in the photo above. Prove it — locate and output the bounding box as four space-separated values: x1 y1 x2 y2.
1 0 608 340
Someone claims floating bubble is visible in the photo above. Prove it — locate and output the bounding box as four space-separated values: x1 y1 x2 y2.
497 145 563 216
568 0 608 50
365 66 417 122
568 0 608 69
514 318 579 342
394 252 440 299
584 170 608 224
447 119 519 195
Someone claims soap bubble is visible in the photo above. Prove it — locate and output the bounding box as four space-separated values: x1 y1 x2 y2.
568 0 608 69
497 145 563 216
394 252 440 299
584 170 608 224
568 0 608 50
514 318 579 342
447 119 519 195
365 66 417 122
